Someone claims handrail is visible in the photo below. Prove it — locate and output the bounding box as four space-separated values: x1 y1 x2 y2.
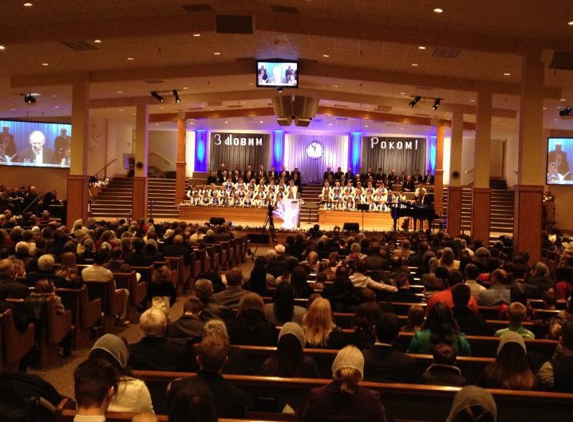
150 152 173 165
21 195 39 215
94 158 118 180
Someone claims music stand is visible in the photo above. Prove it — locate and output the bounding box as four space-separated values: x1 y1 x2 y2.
356 203 369 231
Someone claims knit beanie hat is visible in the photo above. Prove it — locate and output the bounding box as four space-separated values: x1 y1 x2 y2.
446 386 497 422
332 345 364 379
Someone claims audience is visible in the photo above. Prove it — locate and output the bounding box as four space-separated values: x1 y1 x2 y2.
165 297 205 346
494 302 535 339
73 358 119 421
303 297 347 349
446 386 496 422
212 269 248 308
422 343 466 387
167 378 218 422
226 293 279 346
264 281 307 325
538 319 573 392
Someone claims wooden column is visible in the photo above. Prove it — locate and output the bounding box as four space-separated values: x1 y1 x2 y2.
434 122 446 216
471 90 492 244
132 101 149 221
447 111 464 236
514 47 545 263
175 117 187 205
66 76 90 226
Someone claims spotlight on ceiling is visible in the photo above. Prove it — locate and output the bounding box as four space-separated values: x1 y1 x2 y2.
432 98 442 110
172 90 181 103
24 94 36 104
559 107 573 117
151 91 164 102
409 95 421 108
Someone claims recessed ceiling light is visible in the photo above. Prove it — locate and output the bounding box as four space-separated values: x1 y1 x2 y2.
470 99 475 102
94 39 102 44
119 109 124 112
183 87 189 90
23 2 33 7
323 54 330 58
433 8 443 13
54 106 59 109
42 63 49 66
400 92 406 95
333 84 338 88
154 123 159 126
193 33 201 37
259 120 263 123
329 123 333 126
0 46 5 51
561 98 567 102
543 107 547 110
213 52 220 55
127 57 134 61
249 82 254 86
411 63 418 67
52 95 58 98
116 90 123 94
365 125 369 128
503 72 511 76
569 21 573 26
132 113 136 116
189 122 194 125
418 46 426 50
224 121 228 124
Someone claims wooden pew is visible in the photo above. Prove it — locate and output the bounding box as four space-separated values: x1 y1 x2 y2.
132 371 573 422
164 256 188 294
395 332 558 359
57 285 102 348
83 279 128 333
0 308 35 371
234 345 492 385
113 271 146 323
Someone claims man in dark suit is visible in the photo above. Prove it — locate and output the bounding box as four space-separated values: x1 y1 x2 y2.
267 166 278 182
17 131 57 165
0 125 16 159
165 297 205 345
170 335 248 419
128 308 196 372
54 128 71 164
344 167 354 184
424 169 435 185
163 234 193 266
212 269 248 308
363 313 421 383
387 273 421 303
323 166 334 181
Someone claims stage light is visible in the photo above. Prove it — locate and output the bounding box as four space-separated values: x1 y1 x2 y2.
24 94 36 104
409 95 421 107
432 98 441 110
559 107 573 117
172 90 181 103
151 91 164 102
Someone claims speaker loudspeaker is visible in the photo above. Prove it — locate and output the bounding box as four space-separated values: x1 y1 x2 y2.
209 217 226 225
342 222 360 232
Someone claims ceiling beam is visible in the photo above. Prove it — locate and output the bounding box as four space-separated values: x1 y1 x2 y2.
149 107 275 122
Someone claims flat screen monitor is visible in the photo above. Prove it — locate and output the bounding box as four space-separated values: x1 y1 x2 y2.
547 137 573 185
0 119 72 168
256 60 298 88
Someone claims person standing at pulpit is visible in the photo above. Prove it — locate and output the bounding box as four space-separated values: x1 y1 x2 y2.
54 128 71 164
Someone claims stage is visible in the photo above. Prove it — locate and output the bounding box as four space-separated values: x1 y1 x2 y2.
179 204 283 226
318 209 395 231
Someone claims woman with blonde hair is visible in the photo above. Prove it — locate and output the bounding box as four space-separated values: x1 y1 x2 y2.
55 251 83 288
302 297 346 349
303 345 387 422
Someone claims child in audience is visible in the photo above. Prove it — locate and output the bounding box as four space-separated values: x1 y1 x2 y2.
495 302 535 339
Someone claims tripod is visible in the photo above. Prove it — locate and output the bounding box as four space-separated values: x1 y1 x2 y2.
251 207 277 260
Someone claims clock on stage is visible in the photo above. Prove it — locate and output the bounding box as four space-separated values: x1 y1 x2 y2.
306 141 324 159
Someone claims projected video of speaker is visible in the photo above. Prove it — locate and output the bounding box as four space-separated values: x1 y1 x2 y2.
547 137 573 185
0 120 72 168
256 60 298 88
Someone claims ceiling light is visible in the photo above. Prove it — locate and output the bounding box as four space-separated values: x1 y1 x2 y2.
224 121 228 124
323 54 330 58
259 120 263 124
193 33 201 37
23 2 33 7
42 63 48 66
409 95 421 107
24 94 36 104
561 98 567 102
433 8 443 13
151 91 164 102
411 63 418 67
127 57 134 61
94 39 102 44
116 90 123 94
173 90 181 103
569 21 573 26
213 52 220 55
183 86 189 90
0 46 5 51
432 98 441 110
503 72 511 76
418 46 426 50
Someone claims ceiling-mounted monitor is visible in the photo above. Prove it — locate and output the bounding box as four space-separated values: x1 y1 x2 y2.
256 59 298 88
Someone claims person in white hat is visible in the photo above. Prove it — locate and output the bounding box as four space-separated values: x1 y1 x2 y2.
302 345 387 422
446 385 497 422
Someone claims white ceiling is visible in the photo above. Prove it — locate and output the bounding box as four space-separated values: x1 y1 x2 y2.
0 0 573 137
